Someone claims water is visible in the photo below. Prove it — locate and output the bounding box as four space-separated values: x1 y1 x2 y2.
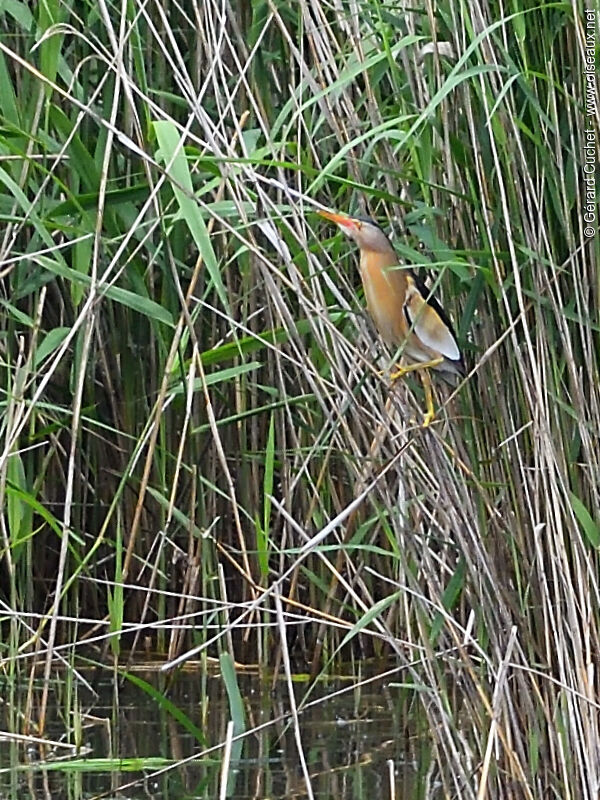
0 662 429 799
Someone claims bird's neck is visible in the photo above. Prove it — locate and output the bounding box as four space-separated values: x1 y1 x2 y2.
359 247 399 275
357 247 404 346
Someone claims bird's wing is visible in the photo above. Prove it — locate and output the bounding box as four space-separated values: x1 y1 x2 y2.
403 275 461 361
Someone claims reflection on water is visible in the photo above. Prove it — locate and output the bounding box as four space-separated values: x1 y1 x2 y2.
0 661 434 799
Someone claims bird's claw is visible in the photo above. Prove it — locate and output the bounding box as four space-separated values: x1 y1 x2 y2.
422 410 435 428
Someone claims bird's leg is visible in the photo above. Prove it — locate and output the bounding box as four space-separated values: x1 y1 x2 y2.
421 370 435 428
389 357 443 381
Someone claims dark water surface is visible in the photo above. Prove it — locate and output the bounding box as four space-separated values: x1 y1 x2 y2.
0 662 431 799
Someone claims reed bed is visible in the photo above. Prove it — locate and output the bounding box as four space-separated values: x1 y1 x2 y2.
0 0 598 797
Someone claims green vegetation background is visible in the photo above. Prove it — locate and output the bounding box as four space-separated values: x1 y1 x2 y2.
0 1 598 796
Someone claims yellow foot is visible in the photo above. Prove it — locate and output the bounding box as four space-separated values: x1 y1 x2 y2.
389 365 438 427
422 409 435 428
390 367 407 382
390 358 443 382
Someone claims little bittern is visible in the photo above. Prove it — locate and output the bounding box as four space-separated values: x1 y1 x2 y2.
318 209 464 426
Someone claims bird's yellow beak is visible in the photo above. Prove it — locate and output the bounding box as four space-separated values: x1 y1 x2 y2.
317 209 361 231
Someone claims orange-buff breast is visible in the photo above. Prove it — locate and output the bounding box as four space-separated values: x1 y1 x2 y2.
359 250 407 346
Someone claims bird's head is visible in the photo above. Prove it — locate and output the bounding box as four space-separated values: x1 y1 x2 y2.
317 210 393 253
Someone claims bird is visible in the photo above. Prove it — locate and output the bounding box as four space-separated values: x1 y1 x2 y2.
317 208 464 426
